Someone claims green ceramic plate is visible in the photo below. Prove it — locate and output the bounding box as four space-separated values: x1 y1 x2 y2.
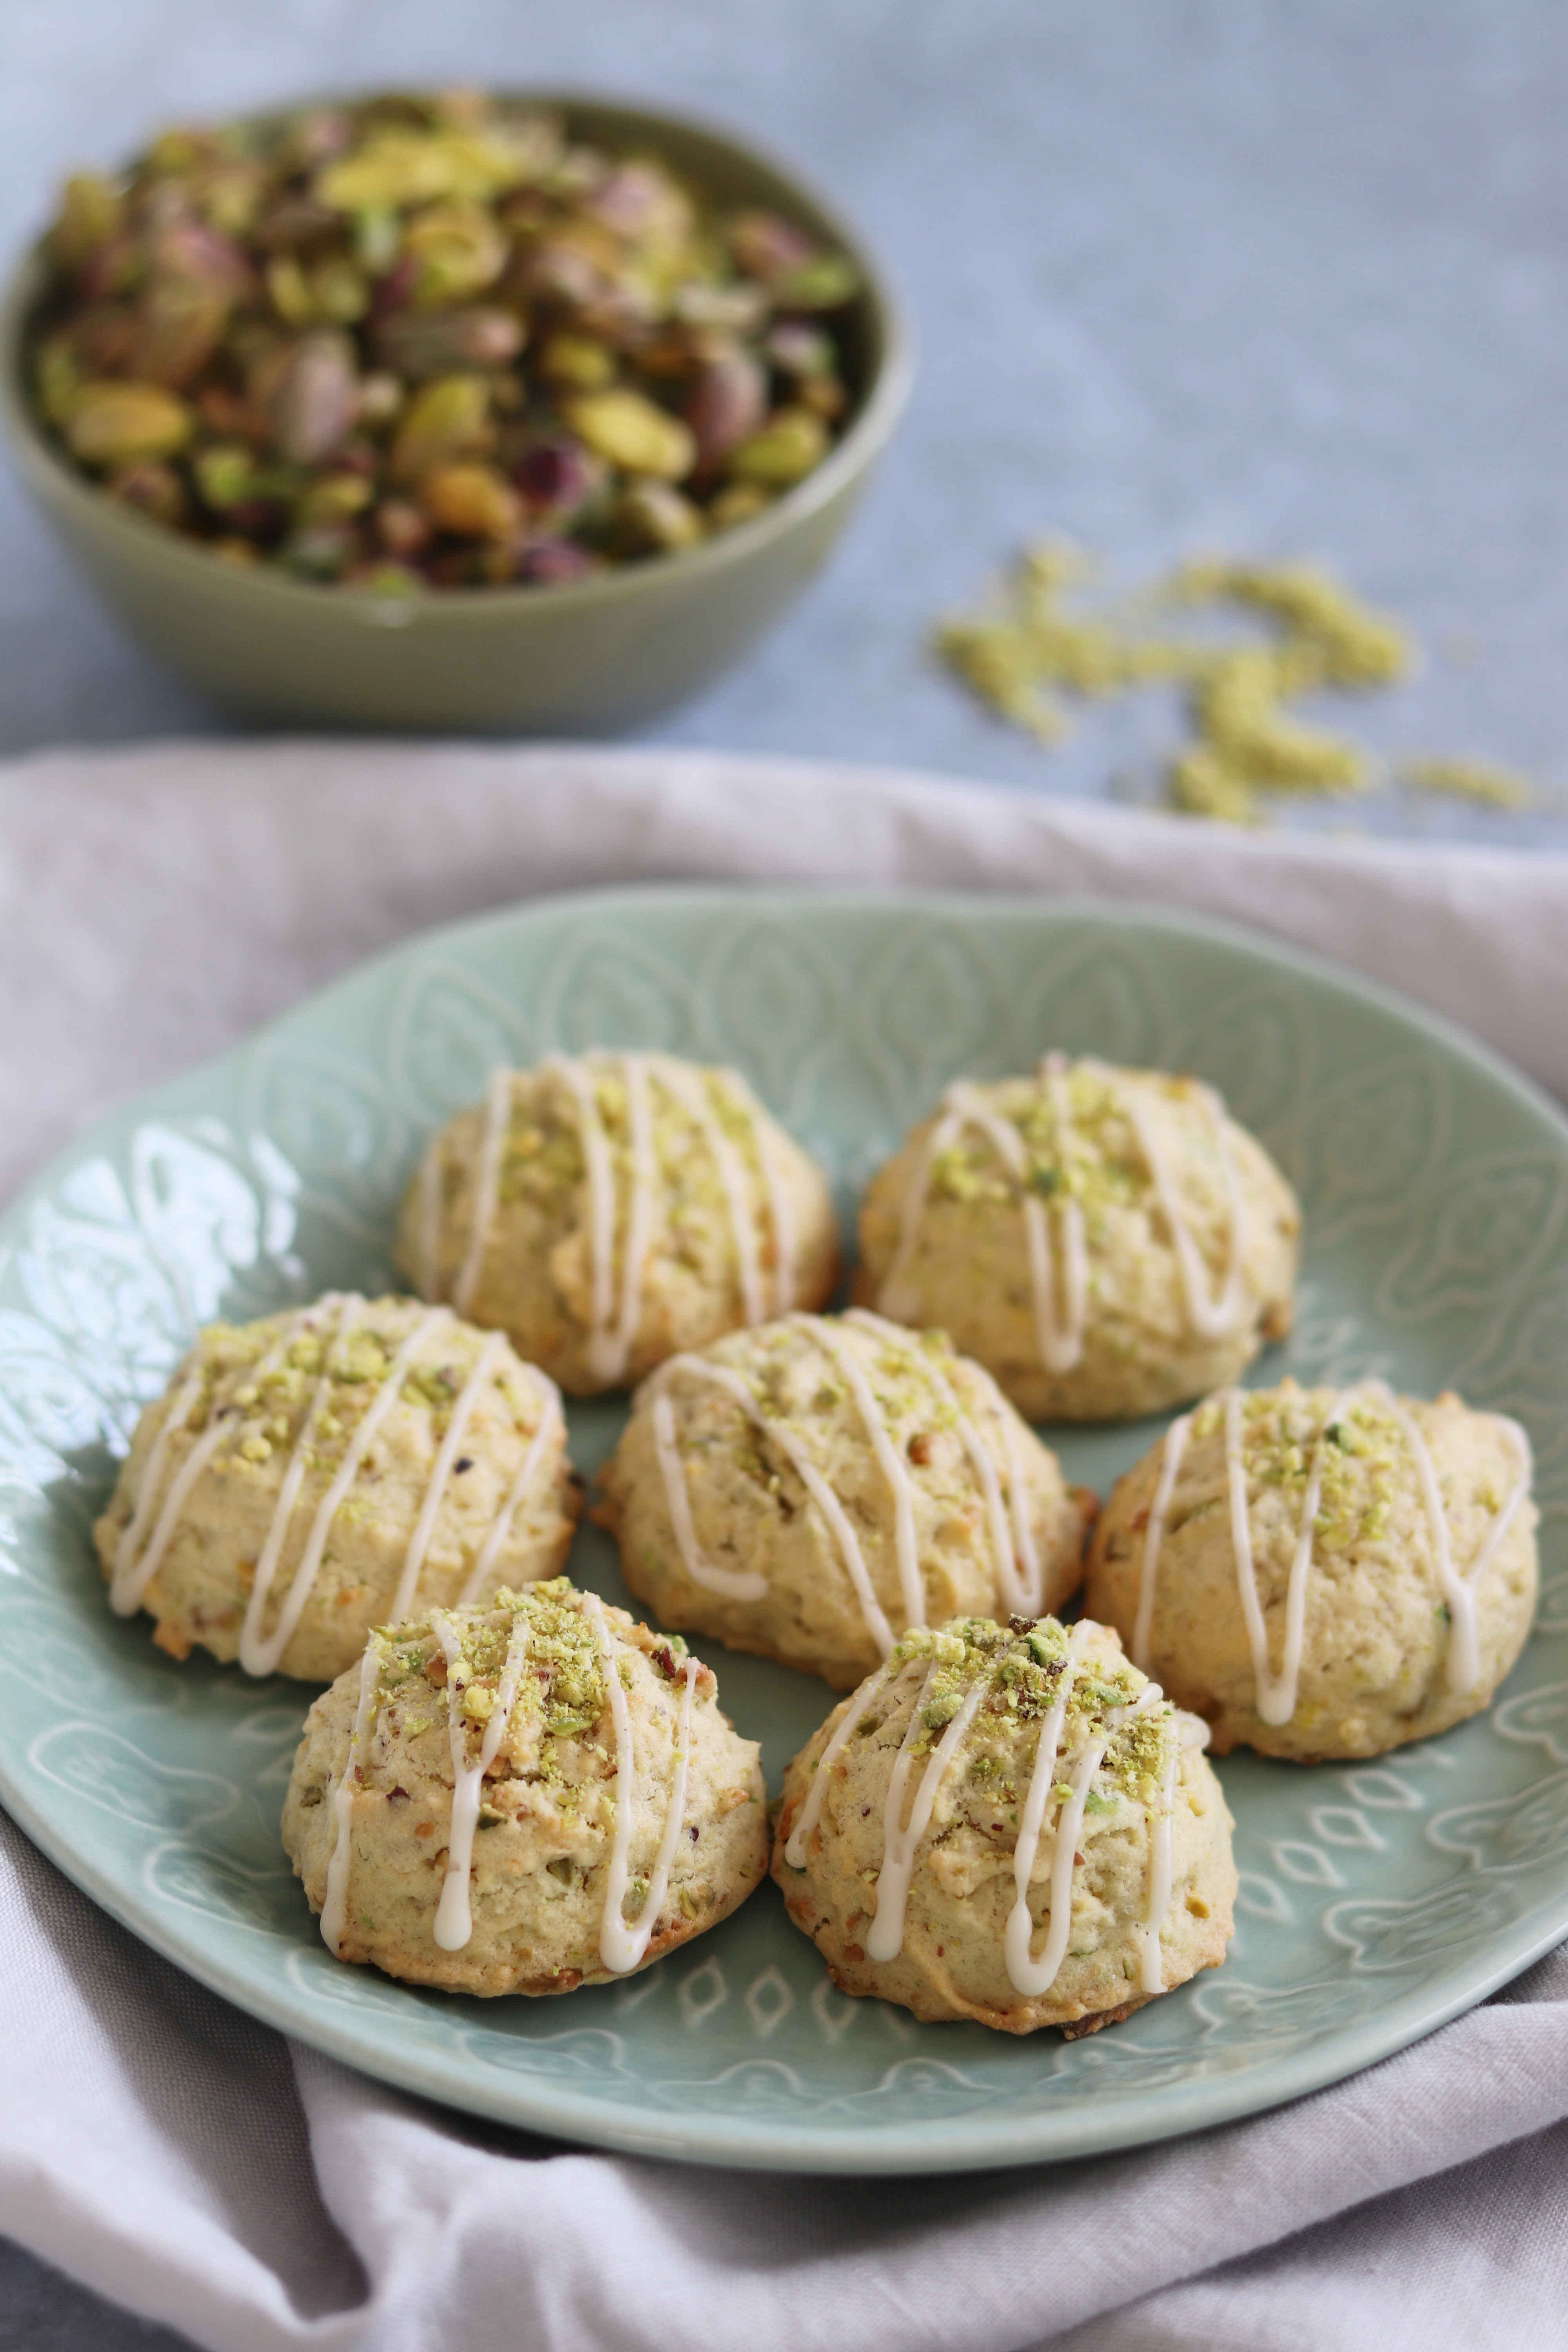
1 888 1565 2174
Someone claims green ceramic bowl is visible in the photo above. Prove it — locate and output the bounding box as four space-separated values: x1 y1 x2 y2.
0 95 911 734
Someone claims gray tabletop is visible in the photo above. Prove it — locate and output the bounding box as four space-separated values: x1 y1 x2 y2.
4 0 1568 848
4 4 1568 2345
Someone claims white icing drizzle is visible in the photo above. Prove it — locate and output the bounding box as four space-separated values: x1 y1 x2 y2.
237 1293 362 1671
110 1307 316 1618
417 1133 445 1301
728 1070 798 1314
607 1054 657 1381
113 1417 235 1618
448 1054 788 1383
453 1065 514 1318
1132 1411 1192 1672
1004 1621 1091 1996
652 1352 891 1644
876 1060 1091 1377
793 1312 926 1634
1243 1383 1371 1726
782 1660 898 1869
240 1302 452 1676
652 1056 765 1329
846 1308 1043 1617
882 1060 1251 1362
1360 1380 1532 1698
1119 1076 1247 1341
320 1632 384 1955
584 1591 701 1974
1465 1413 1535 1596
1136 1381 1537 1723
967 1360 1047 1617
387 1330 508 1624
547 1054 618 1367
431 1606 532 1952
951 1080 1087 1377
546 1052 656 1387
1136 1724 1180 1996
790 1633 1180 1997
650 1384 769 1602
113 1299 563 1672
1008 1660 1164 2000
866 1664 987 1961
457 1368 564 1606
1226 1384 1352 1726
878 1098 965 1320
1038 1053 1091 1361
109 1364 206 1610
653 1312 1054 1651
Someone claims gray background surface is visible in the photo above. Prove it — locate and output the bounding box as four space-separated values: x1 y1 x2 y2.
3 3 1567 2344
4 0 1568 843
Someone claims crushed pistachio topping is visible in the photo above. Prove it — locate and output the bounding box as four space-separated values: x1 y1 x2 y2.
402 1360 461 1411
176 1298 513 1490
875 1614 1168 1801
497 1082 587 1207
489 1059 772 1283
1314 1411 1399 1549
926 1062 1175 1219
335 1327 392 1385
935 543 1539 826
708 1318 967 1464
372 1577 611 1769
1203 1387 1403 1553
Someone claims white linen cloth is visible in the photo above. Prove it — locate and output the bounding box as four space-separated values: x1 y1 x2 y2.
4 740 1568 2352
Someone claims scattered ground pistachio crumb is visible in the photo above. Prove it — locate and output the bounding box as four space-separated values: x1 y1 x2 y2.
1399 755 1534 809
934 542 1539 824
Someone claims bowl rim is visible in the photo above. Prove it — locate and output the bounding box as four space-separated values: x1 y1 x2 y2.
0 85 915 626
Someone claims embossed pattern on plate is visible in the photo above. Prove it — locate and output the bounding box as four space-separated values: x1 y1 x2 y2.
0 891 1565 2174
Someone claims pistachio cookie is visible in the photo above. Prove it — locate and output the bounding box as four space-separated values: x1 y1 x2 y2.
395 1051 839 1396
598 1308 1091 1689
282 1579 768 1994
773 1614 1234 2034
1084 1378 1537 1760
95 1292 576 1681
855 1056 1299 1422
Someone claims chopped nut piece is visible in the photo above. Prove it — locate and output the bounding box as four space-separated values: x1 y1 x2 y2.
611 478 704 554
727 405 828 487
390 374 492 484
419 461 520 539
561 387 696 481
29 92 859 589
64 381 193 465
